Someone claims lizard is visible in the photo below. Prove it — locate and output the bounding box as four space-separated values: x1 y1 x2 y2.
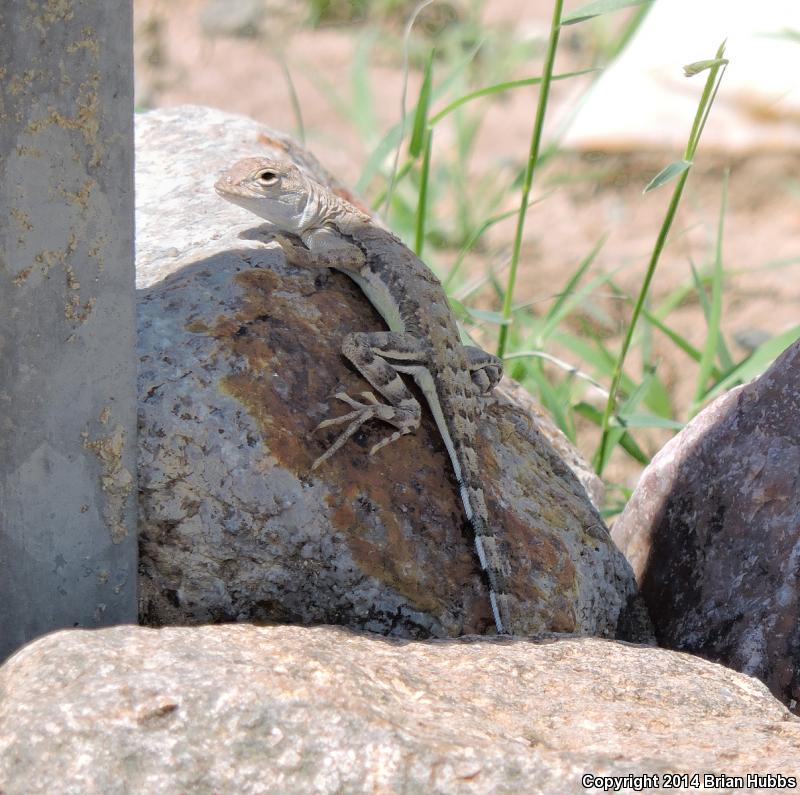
215 156 514 635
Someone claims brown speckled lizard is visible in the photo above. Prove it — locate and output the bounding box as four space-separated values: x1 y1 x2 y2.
215 156 513 634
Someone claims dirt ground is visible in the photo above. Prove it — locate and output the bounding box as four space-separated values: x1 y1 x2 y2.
133 0 800 493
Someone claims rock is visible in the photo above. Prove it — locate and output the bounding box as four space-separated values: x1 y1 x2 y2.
1 625 798 794
613 340 800 711
498 378 604 509
135 106 647 640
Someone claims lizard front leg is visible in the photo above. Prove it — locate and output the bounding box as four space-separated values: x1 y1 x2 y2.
272 228 366 272
464 346 503 394
312 331 426 470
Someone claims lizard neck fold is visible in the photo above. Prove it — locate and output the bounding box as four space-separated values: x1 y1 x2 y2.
296 176 334 231
297 179 370 237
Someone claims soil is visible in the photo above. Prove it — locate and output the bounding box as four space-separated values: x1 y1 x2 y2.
133 0 800 495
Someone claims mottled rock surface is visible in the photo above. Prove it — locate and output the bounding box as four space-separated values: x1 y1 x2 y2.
1 625 798 795
136 106 644 640
613 340 800 711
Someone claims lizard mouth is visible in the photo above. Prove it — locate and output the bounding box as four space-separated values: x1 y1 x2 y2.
214 175 233 196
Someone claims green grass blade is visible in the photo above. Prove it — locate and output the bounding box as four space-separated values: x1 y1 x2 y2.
443 209 517 289
765 28 800 43
370 160 415 209
638 305 723 379
357 41 483 194
350 32 378 142
497 0 564 357
641 374 674 419
414 128 433 256
553 330 647 407
554 331 618 379
643 159 692 193
689 259 712 317
604 1 652 60
690 172 728 416
428 69 597 125
539 236 607 340
463 306 511 325
307 67 356 124
686 259 733 371
619 364 657 414
449 296 512 327
381 1 434 215
524 363 574 440
685 41 727 156
443 194 552 289
409 50 435 158
504 350 608 394
595 41 728 474
728 255 800 276
562 0 653 26
612 414 684 430
593 366 660 471
277 53 305 144
705 326 800 399
575 403 649 465
684 57 728 77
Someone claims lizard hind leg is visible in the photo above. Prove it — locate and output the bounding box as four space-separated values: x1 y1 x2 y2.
311 331 426 469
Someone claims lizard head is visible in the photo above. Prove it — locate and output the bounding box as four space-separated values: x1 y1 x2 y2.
214 156 316 233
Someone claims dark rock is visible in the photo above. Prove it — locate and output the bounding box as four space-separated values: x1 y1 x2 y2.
613 339 800 711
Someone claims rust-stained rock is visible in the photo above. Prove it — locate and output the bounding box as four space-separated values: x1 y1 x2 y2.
1 625 798 795
613 339 800 712
136 106 647 640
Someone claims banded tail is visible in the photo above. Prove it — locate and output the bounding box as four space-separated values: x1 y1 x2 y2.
459 478 514 635
420 371 514 635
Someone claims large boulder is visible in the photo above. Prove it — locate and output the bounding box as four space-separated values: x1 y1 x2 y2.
613 340 800 711
135 106 647 640
1 625 798 794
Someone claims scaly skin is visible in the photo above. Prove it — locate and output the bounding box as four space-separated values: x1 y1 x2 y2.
215 156 512 634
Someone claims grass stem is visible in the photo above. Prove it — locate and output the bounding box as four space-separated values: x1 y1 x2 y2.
496 0 563 357
595 42 728 473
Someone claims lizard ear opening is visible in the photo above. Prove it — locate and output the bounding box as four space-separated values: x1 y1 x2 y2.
256 170 279 186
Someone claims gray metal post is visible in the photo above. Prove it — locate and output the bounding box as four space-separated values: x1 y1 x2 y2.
0 1 137 660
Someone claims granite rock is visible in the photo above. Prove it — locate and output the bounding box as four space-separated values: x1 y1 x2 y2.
1 625 798 794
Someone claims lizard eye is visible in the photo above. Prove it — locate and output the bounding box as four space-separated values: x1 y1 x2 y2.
256 170 279 185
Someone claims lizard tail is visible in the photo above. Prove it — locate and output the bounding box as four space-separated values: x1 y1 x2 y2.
470 513 514 635
434 387 514 635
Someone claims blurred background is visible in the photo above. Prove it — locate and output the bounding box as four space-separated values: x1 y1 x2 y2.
133 0 800 512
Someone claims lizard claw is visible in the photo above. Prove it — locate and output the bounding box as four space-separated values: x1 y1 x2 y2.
369 427 411 456
333 391 371 410
313 392 373 431
314 407 364 431
310 415 365 469
310 391 415 469
310 392 384 468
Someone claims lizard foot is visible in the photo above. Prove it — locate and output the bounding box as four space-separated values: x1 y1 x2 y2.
311 391 415 470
